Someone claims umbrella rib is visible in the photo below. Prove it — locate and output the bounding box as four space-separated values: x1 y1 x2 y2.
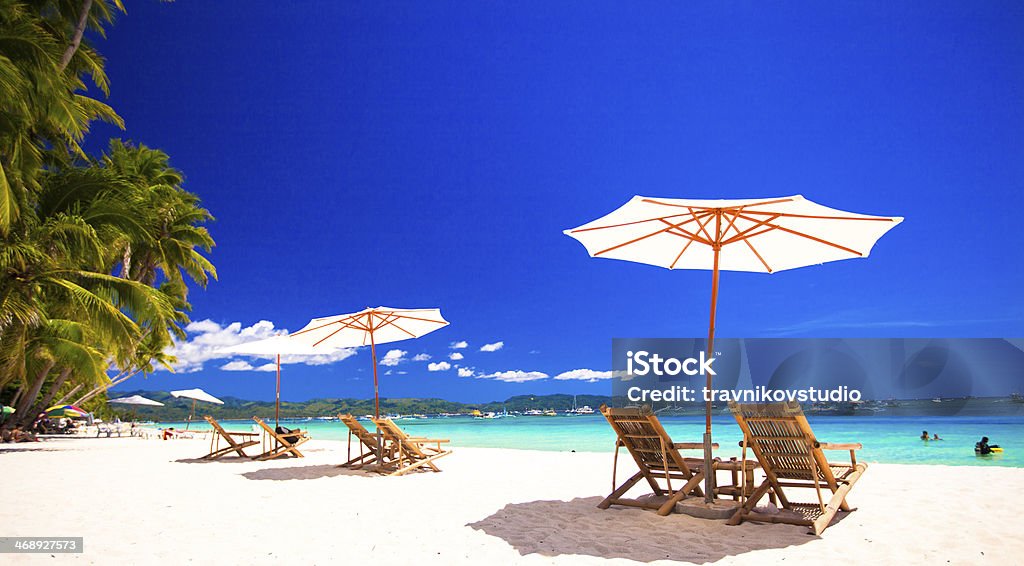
657 217 713 246
668 211 716 269
291 313 371 337
741 210 897 222
720 214 783 245
569 211 702 234
594 212 713 256
732 211 864 256
688 207 717 245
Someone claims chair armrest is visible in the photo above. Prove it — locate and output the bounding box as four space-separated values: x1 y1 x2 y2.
410 438 449 443
819 442 862 450
673 442 719 450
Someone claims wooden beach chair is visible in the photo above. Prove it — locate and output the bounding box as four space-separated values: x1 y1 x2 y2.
728 401 867 535
252 416 310 460
202 415 259 460
339 414 392 469
370 418 451 476
599 405 720 515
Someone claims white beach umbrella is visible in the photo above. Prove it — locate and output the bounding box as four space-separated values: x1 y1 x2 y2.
170 388 224 430
288 306 450 418
108 395 164 407
564 194 903 502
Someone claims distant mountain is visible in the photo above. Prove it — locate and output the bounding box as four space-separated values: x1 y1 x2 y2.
103 391 612 421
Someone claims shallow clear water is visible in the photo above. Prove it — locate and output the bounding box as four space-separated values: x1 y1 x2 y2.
161 413 1024 467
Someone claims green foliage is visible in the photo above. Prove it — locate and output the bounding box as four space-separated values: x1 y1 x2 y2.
0 2 217 428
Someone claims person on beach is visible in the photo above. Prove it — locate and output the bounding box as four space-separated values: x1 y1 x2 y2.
920 430 929 441
275 424 305 443
976 436 1000 455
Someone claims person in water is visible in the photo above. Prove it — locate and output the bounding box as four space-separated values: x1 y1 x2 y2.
932 433 942 440
976 436 1000 455
920 430 929 441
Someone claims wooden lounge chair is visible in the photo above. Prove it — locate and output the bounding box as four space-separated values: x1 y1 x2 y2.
252 416 310 460
203 415 259 460
599 405 721 515
339 414 392 469
370 418 451 476
728 401 867 535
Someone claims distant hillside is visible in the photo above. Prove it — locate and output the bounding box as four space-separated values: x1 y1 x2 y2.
103 391 612 421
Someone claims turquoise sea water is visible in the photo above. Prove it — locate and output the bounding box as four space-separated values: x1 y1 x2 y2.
161 412 1024 468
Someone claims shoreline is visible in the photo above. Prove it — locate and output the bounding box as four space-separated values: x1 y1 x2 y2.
4 436 1024 564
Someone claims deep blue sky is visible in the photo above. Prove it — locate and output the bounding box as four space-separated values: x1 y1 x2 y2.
98 2 1024 403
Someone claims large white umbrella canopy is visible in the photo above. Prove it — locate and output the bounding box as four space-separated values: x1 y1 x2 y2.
564 194 903 502
288 306 450 418
170 388 224 430
108 395 164 407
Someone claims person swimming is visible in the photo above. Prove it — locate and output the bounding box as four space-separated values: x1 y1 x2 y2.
932 433 942 440
920 430 929 441
975 436 1000 455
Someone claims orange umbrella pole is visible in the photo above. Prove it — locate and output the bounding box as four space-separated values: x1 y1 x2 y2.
275 353 281 429
703 212 723 503
370 332 380 419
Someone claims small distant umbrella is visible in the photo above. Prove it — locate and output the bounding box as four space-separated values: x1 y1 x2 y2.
170 389 224 430
108 395 165 407
108 395 165 422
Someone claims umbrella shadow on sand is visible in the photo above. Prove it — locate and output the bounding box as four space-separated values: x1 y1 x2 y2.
240 464 379 481
468 496 823 563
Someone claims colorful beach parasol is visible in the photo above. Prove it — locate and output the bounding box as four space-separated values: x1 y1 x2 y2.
45 405 88 419
564 194 902 502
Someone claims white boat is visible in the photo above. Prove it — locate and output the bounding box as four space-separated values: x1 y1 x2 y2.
932 398 942 403
575 405 595 415
523 409 544 416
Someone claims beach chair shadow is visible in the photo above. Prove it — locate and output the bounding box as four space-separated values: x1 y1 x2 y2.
468 496 815 563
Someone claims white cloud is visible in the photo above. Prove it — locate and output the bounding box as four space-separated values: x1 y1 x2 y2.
428 361 452 372
220 360 279 373
164 319 357 373
480 341 504 352
553 369 614 382
476 370 548 383
457 367 474 377
412 353 431 361
529 350 540 354
449 352 464 361
379 349 407 367
450 341 468 349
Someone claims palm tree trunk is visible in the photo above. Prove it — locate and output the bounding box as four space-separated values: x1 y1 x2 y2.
12 359 56 427
74 368 141 406
59 0 95 72
25 367 72 425
56 384 84 406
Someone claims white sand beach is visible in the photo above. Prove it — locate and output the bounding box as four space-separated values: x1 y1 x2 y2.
3 436 1022 565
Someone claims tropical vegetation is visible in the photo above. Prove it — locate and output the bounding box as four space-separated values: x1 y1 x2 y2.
0 1 216 429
